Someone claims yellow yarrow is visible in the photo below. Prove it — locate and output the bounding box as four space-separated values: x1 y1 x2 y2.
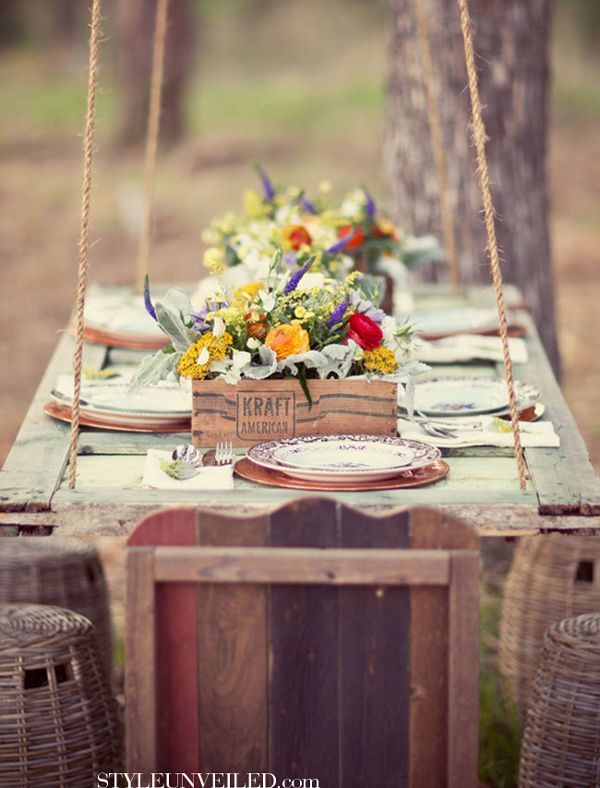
362 346 398 375
177 332 233 379
203 247 225 275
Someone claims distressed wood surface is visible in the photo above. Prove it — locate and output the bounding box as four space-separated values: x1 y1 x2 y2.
498 314 600 516
154 545 450 585
125 546 157 774
0 333 108 512
195 510 269 772
339 507 411 788
127 509 200 772
1 284 598 534
124 502 480 784
269 498 340 784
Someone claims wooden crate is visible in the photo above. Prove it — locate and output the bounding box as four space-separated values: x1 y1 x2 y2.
191 377 398 447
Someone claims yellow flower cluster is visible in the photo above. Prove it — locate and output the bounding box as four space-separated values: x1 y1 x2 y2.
362 346 398 375
203 247 225 275
177 332 233 379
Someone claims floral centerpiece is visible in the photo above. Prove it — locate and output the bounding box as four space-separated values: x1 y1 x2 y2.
135 251 420 397
135 252 424 446
194 165 440 313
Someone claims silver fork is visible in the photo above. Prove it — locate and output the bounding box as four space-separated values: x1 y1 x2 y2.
215 440 233 466
412 410 459 439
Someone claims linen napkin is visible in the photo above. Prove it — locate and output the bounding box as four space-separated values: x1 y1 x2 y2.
414 335 528 365
397 416 560 449
142 449 234 490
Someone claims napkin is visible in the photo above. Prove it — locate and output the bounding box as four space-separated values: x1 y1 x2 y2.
397 417 560 449
142 449 234 490
414 335 528 365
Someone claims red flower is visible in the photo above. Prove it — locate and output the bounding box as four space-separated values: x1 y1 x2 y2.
347 313 383 350
282 224 313 251
337 224 365 251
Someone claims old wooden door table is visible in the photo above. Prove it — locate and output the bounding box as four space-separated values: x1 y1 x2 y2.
1 284 599 538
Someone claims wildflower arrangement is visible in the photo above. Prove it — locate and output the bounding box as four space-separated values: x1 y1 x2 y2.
196 165 441 303
134 253 424 401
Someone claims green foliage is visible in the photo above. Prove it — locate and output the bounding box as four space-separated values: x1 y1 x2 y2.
479 584 522 787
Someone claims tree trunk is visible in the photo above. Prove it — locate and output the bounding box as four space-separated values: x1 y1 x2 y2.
116 0 196 147
383 0 559 373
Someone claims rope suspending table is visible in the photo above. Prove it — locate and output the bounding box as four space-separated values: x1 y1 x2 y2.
1 284 598 539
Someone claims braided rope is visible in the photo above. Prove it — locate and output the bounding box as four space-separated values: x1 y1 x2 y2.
457 0 527 490
413 0 460 292
67 0 102 490
136 0 169 292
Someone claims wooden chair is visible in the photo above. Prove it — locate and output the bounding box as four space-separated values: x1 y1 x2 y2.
126 499 480 788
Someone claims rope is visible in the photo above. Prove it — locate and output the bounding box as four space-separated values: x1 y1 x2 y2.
457 0 527 490
67 0 102 490
136 0 169 292
413 0 460 292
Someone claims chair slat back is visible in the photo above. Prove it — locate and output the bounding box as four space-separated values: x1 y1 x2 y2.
126 500 480 788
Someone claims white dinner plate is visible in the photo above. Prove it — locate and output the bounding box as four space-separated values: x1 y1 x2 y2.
84 291 166 337
52 375 191 417
411 378 509 417
247 435 441 482
412 308 499 336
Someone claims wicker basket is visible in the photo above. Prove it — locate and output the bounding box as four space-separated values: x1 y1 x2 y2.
0 604 121 787
519 613 600 787
0 537 112 673
499 534 600 716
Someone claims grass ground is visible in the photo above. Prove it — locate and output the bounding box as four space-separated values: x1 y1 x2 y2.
0 3 598 785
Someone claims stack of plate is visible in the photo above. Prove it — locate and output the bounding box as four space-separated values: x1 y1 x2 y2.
411 308 525 340
83 290 168 350
45 377 191 432
399 377 541 419
236 435 447 491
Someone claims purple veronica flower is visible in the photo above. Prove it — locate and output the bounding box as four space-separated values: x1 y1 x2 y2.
282 251 298 270
143 275 157 321
284 257 314 295
326 298 349 328
253 162 275 201
300 195 318 214
191 301 225 332
324 233 352 255
363 187 376 219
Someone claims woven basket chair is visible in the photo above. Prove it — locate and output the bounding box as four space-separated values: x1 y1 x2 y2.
499 534 600 717
519 613 600 787
0 604 121 787
0 537 112 672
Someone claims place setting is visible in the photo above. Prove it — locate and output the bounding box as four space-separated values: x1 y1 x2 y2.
45 372 191 433
145 434 449 492
81 285 171 351
410 307 527 340
397 376 559 449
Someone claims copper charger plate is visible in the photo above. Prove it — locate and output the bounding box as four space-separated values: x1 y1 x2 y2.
82 325 168 351
235 456 449 492
44 401 190 433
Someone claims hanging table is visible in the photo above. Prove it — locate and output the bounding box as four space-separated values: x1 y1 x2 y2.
1 283 598 539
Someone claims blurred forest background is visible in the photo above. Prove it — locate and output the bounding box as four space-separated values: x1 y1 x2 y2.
1 0 599 470
0 2 598 784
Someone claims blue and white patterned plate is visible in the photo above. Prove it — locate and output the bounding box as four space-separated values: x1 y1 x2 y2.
247 435 441 482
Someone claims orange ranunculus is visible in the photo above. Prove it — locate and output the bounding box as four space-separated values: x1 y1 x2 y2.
281 224 313 252
337 223 365 250
265 323 310 360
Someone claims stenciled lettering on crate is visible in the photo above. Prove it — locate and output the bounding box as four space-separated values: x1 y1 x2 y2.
192 378 398 447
